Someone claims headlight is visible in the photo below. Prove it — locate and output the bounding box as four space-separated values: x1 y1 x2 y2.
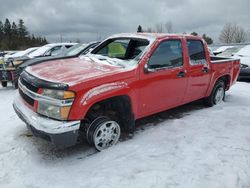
37 89 75 120
42 89 75 99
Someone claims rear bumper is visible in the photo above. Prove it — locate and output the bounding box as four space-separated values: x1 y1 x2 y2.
13 96 80 147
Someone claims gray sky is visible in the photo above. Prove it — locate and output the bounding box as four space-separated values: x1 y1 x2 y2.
1 0 249 43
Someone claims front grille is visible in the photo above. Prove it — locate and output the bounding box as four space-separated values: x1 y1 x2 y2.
20 76 38 92
19 87 34 106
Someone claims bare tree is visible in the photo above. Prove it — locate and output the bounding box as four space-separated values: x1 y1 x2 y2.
219 23 246 43
165 21 173 33
145 27 154 33
234 26 246 43
247 29 250 41
155 23 164 33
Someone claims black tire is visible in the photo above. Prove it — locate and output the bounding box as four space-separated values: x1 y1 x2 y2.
204 80 225 107
1 81 7 87
86 116 121 151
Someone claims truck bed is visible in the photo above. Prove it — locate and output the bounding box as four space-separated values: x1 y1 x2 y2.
210 56 240 88
210 56 240 64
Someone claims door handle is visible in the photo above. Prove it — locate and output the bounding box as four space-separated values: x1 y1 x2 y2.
202 67 209 73
177 71 186 78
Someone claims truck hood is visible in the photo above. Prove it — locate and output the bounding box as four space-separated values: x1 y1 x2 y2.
25 56 132 86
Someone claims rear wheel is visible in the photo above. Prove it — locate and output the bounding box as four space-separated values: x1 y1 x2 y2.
204 80 225 107
1 81 7 87
87 116 121 151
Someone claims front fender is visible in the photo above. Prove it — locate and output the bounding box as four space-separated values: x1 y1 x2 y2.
68 81 137 120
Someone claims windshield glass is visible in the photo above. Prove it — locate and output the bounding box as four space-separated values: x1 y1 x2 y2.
218 45 245 57
28 46 51 58
90 38 150 67
64 43 88 56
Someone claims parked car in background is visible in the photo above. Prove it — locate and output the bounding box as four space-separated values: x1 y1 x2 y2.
0 42 99 88
17 41 100 68
28 43 77 58
0 51 8 57
13 33 240 151
208 46 220 53
4 47 38 62
4 43 77 68
233 45 250 66
214 45 250 80
238 63 250 80
233 45 250 80
216 45 245 58
213 46 233 55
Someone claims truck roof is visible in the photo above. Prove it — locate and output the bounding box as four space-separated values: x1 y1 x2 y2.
109 33 202 41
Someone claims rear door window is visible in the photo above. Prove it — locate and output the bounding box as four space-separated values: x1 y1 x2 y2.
187 40 206 65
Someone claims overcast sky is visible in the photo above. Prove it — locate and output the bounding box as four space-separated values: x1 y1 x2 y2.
1 0 249 43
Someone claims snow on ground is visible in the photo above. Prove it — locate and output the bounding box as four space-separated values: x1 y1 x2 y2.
1 82 250 188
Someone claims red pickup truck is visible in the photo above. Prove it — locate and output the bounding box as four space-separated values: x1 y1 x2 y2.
13 33 240 151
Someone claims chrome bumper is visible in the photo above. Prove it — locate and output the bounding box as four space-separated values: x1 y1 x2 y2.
13 96 80 135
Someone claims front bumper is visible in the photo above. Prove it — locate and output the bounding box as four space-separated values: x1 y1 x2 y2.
13 96 80 146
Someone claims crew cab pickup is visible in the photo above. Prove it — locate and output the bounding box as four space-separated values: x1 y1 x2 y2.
13 33 240 151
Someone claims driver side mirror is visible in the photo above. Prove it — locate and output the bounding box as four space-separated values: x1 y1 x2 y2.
144 63 156 73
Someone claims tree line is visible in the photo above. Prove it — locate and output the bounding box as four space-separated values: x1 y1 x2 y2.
0 18 47 51
137 22 249 45
137 23 213 44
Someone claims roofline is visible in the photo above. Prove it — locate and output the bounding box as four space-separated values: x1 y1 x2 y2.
44 42 78 46
107 32 202 41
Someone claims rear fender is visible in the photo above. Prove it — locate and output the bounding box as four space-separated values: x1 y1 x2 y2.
205 74 231 97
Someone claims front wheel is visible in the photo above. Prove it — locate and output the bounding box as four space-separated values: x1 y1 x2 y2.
87 116 121 151
204 80 225 107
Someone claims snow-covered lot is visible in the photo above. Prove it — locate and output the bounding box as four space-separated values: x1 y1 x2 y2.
1 82 250 188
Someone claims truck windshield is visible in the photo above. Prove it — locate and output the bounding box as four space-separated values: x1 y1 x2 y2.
90 38 150 67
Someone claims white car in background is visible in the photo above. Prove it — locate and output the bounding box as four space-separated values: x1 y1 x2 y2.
213 45 233 55
4 47 38 61
233 45 250 66
232 45 250 80
216 45 246 58
28 43 77 58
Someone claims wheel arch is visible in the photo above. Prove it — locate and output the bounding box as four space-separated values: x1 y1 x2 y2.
206 74 231 97
81 94 135 134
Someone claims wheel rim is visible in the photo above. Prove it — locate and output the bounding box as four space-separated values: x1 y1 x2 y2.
93 121 121 151
214 87 224 104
